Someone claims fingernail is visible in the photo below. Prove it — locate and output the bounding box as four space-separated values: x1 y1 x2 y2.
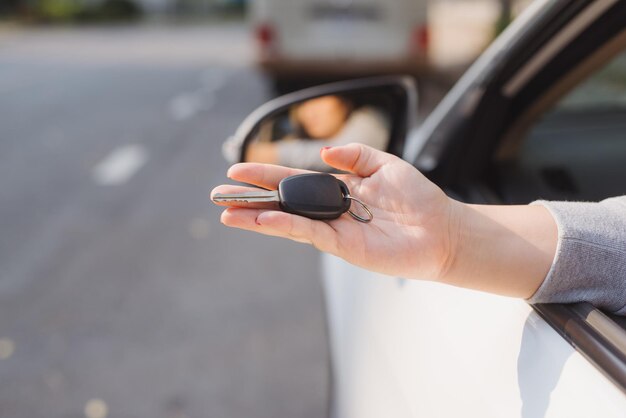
320 146 332 155
226 163 239 178
255 216 262 226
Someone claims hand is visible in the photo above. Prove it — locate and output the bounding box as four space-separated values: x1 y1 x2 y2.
211 143 461 281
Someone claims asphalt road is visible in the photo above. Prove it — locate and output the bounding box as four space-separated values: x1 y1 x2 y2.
0 25 327 418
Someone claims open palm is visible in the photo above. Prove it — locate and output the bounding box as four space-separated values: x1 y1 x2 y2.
211 144 459 281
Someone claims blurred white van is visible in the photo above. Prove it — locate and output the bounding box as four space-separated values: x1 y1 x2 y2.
249 0 429 88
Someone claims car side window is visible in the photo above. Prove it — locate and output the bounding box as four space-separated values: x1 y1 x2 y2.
496 49 626 203
556 51 626 111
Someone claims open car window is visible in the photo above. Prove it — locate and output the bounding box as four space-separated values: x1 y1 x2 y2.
556 51 626 111
495 46 626 203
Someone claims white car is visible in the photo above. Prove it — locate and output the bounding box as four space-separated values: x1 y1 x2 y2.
231 0 626 416
249 0 429 90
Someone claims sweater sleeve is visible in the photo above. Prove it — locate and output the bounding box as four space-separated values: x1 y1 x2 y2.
527 196 626 315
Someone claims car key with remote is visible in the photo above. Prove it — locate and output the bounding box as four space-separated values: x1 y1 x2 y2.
213 173 373 222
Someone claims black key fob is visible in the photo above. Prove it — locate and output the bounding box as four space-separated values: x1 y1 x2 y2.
278 173 351 220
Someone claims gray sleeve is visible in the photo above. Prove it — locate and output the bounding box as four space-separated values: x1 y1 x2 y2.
275 107 390 172
527 196 626 315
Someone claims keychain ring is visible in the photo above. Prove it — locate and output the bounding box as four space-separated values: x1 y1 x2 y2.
345 195 374 223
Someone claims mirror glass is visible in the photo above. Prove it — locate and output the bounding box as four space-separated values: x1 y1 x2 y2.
243 93 393 171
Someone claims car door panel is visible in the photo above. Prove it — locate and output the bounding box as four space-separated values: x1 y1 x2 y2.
323 254 626 417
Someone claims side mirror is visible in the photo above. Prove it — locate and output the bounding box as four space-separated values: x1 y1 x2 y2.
222 76 417 171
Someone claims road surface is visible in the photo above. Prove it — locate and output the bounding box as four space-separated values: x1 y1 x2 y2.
0 24 327 418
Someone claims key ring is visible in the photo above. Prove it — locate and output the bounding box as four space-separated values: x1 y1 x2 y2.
344 195 374 223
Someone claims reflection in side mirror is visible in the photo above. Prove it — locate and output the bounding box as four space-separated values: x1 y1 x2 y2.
245 94 391 171
222 76 417 171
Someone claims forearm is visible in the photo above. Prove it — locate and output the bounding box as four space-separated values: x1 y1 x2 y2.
442 202 558 298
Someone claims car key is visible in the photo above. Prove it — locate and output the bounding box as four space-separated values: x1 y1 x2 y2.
213 173 373 222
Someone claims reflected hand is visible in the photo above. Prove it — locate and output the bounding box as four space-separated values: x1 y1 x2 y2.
211 143 460 280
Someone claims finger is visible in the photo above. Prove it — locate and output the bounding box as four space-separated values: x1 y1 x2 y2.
221 207 339 252
321 143 396 178
220 208 289 238
210 185 280 209
221 208 312 243
255 210 339 253
220 208 318 245
227 163 314 190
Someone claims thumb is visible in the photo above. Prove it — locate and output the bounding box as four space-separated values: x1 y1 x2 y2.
321 143 394 177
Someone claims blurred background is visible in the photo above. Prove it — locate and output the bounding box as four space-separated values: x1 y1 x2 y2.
0 1 529 417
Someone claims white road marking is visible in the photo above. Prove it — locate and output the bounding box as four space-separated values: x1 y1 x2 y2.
168 69 225 122
168 89 216 121
93 144 147 186
169 92 203 121
84 398 108 418
0 338 15 360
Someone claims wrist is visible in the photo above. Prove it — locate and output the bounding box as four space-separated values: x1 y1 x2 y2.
439 202 484 289
438 203 558 298
434 198 466 283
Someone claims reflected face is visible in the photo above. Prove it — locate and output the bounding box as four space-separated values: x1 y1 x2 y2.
294 96 350 139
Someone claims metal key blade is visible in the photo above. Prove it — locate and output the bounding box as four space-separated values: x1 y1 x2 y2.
212 190 280 203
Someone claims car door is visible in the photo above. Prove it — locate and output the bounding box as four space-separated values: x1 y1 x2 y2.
324 1 626 417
